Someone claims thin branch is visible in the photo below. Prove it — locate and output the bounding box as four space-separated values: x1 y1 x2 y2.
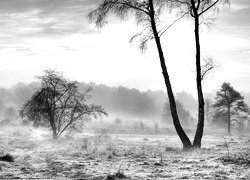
120 0 150 15
159 11 189 37
198 0 219 16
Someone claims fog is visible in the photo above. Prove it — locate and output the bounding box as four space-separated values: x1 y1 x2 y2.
0 81 198 125
1 81 250 133
0 80 249 179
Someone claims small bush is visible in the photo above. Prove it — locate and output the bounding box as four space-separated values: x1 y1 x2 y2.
95 128 113 141
165 146 177 152
139 121 145 130
220 152 250 166
154 122 159 132
0 154 14 162
107 167 127 180
114 117 123 125
0 118 10 126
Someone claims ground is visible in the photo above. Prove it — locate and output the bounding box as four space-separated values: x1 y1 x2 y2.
0 125 250 180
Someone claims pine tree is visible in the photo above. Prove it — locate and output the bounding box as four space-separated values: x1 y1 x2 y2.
213 82 249 135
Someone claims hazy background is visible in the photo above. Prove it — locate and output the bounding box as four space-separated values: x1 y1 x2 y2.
0 81 249 127
0 0 249 97
0 0 249 130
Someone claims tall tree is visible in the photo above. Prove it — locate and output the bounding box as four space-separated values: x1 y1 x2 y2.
20 70 107 139
89 0 192 149
172 0 229 147
213 82 249 135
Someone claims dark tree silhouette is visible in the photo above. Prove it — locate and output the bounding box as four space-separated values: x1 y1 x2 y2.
172 0 230 147
20 70 107 139
89 0 192 149
213 82 249 135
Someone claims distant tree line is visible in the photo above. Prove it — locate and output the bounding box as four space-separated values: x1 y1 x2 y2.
79 82 198 120
162 100 196 128
0 82 198 124
0 82 38 124
1 78 249 136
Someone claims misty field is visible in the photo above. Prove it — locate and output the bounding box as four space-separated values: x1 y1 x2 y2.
0 124 250 180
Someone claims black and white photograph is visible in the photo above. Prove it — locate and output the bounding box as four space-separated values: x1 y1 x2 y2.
0 0 249 179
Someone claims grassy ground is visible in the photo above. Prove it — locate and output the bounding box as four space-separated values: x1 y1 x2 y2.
0 125 250 179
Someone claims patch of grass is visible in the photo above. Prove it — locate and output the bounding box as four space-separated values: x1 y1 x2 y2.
106 166 128 180
114 117 123 125
220 152 250 166
10 127 32 139
165 146 177 152
70 135 121 159
94 128 113 144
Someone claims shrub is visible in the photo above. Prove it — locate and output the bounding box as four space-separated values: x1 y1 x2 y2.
114 117 123 125
154 122 159 132
139 121 145 130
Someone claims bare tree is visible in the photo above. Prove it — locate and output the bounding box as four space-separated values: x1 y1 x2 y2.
201 56 220 81
172 0 230 147
20 70 107 139
89 0 192 149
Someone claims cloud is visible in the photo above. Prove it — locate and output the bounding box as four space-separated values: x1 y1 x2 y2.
0 0 101 55
219 0 250 30
0 0 99 40
242 50 250 54
0 0 98 14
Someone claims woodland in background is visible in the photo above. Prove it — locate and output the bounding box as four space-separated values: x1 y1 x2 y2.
0 82 197 123
0 81 250 133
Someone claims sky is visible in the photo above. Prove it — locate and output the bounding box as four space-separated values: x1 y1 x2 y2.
0 0 249 97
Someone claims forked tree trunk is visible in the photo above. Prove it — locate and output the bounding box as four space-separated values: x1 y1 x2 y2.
149 0 192 149
192 9 205 148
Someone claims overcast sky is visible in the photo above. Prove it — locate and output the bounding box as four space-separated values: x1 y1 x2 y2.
0 0 249 96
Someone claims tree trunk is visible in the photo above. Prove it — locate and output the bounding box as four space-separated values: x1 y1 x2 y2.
49 115 58 139
149 0 192 149
52 129 58 139
227 106 231 135
192 13 205 148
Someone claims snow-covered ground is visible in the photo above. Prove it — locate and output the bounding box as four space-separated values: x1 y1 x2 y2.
0 126 249 179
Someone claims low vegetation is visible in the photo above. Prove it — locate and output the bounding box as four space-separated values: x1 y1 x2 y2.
0 125 250 179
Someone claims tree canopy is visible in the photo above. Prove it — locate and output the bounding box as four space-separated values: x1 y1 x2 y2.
213 82 249 134
20 70 107 139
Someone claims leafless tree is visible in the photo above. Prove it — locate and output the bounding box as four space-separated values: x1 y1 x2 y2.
201 56 220 81
172 0 230 147
89 0 192 149
20 70 107 139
